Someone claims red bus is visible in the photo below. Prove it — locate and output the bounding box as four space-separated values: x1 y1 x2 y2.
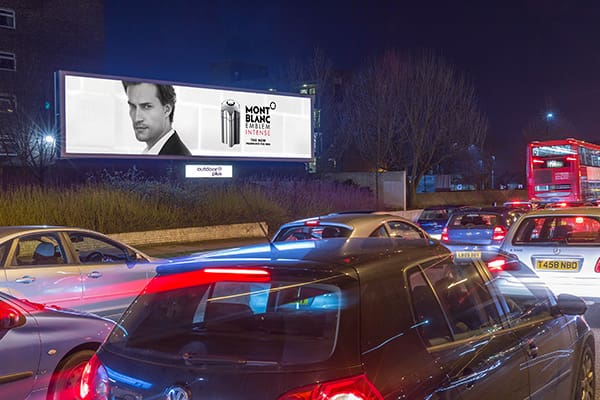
527 138 600 205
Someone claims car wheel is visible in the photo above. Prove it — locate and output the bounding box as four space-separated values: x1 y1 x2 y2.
574 342 595 400
47 349 95 400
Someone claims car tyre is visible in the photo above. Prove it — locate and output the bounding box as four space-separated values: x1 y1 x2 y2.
47 349 95 400
574 342 595 400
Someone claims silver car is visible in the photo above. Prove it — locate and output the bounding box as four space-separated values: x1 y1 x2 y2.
0 292 114 399
500 207 600 302
272 212 429 242
0 226 159 321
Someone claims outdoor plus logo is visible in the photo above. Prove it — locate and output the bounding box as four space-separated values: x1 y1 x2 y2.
245 102 276 142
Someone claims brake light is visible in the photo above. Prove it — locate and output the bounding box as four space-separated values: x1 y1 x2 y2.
305 219 320 226
441 227 449 242
80 354 109 400
595 258 600 273
566 156 577 161
278 374 383 400
145 268 271 294
492 226 506 242
487 258 506 272
533 158 545 164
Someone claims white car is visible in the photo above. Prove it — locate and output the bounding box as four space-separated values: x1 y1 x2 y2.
500 207 600 302
0 226 160 321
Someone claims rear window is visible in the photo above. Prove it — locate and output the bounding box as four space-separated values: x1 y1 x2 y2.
105 267 348 367
419 209 449 221
275 225 352 241
449 213 500 228
512 215 600 244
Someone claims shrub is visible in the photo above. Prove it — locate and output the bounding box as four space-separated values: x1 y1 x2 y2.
0 174 376 234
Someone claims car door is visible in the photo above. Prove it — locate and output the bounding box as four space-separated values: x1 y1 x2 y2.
408 259 531 399
0 296 42 399
1 233 83 310
68 232 154 321
487 260 577 399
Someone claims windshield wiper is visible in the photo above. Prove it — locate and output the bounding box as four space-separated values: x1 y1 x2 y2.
182 353 279 367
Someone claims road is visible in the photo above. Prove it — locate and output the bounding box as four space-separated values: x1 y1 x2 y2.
142 241 600 398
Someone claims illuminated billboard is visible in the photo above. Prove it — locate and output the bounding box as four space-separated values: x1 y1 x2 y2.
58 71 313 161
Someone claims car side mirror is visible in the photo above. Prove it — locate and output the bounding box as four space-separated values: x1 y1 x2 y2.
554 293 587 316
0 305 26 330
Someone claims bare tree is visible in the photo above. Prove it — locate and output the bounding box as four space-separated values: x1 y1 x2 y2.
1 107 58 186
339 51 408 206
285 48 351 172
399 51 488 206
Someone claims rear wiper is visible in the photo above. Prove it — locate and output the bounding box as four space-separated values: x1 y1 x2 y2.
182 353 279 367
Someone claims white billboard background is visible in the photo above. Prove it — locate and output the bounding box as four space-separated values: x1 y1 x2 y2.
62 73 312 160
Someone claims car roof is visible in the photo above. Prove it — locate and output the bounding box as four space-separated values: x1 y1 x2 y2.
158 238 448 276
520 206 600 217
282 212 413 227
422 204 465 210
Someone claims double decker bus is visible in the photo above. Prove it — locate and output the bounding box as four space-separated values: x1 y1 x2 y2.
527 138 600 205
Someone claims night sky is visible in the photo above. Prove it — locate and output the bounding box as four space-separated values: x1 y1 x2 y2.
104 0 600 175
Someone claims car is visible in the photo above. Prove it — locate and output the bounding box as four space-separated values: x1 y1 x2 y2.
500 206 600 302
502 200 533 212
416 204 466 239
80 239 593 400
0 292 114 399
440 206 524 260
272 212 429 242
0 226 160 321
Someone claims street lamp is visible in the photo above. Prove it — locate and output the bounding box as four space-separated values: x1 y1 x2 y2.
545 112 554 137
491 155 495 190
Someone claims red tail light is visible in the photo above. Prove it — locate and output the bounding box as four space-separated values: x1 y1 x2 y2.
533 158 545 164
487 258 506 272
305 219 320 226
492 226 506 242
595 258 600 273
80 354 109 400
441 227 449 242
278 374 383 400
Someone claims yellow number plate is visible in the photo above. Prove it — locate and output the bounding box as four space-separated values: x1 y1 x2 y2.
535 259 580 271
455 251 482 259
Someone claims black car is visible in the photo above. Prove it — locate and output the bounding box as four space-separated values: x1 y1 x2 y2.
81 239 594 400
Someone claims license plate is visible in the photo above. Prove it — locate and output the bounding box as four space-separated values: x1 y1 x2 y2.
535 259 580 271
455 251 482 259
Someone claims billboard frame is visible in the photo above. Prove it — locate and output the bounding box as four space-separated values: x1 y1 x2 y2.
56 70 314 162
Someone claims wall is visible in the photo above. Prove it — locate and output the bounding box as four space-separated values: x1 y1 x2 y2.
413 189 528 208
109 222 268 247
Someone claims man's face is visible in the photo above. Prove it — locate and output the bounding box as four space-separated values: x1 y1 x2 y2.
126 83 171 146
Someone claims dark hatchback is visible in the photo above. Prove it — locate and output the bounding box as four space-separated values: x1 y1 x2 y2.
81 239 594 400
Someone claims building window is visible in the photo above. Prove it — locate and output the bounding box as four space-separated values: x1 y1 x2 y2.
0 9 15 29
0 52 16 71
0 93 16 113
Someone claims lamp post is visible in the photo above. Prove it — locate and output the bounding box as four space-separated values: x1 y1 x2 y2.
491 155 495 190
545 112 554 137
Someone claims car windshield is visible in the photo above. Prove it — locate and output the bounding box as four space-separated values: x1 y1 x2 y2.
105 267 349 367
512 215 600 244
